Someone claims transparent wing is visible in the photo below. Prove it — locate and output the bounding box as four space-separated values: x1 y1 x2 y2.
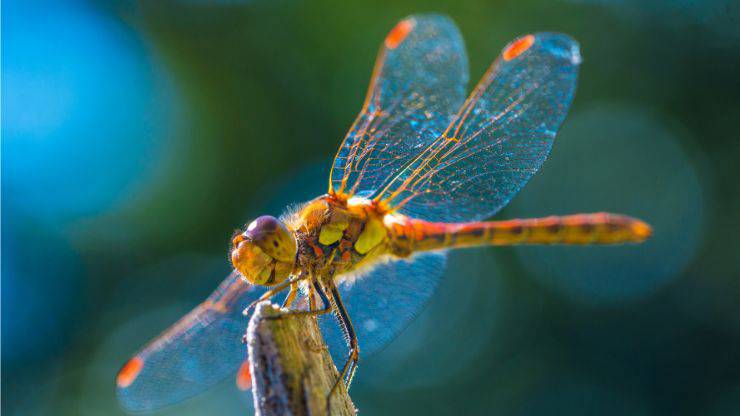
318 252 447 363
329 14 469 197
373 33 581 222
116 271 265 412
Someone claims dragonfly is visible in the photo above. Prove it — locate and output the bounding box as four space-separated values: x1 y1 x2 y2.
117 14 652 413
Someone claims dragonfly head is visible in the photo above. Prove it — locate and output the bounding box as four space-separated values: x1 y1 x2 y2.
231 215 297 286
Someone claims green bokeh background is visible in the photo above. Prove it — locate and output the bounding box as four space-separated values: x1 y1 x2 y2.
4 0 740 415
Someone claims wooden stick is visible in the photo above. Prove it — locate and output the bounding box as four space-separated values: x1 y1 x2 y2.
246 301 356 416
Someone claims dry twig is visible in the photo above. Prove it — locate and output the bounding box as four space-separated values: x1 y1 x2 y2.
246 302 356 416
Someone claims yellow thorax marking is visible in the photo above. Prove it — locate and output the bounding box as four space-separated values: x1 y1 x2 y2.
319 220 349 245
355 217 386 254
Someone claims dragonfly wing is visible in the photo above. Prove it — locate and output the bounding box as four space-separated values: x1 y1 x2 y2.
319 252 447 362
330 14 469 197
374 33 581 222
116 271 265 412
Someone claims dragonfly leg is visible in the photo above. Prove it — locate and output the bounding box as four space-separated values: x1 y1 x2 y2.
242 273 307 316
280 282 298 308
264 280 332 320
326 282 359 414
308 280 317 311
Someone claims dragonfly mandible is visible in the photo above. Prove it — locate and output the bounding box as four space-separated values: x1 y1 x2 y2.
117 14 652 412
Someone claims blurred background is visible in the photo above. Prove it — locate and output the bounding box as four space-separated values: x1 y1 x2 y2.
3 0 740 414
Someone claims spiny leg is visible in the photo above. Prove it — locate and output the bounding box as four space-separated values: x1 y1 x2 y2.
240 278 300 345
308 280 317 311
265 279 333 320
281 282 298 308
326 281 359 414
242 273 308 316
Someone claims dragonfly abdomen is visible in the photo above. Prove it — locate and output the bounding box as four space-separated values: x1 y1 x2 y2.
391 213 651 253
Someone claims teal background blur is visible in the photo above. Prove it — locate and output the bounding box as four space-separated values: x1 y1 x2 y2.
3 0 740 414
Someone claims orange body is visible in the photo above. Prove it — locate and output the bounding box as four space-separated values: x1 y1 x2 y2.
390 213 652 252
284 194 651 284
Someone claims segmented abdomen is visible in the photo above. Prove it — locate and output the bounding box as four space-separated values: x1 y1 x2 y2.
390 213 652 253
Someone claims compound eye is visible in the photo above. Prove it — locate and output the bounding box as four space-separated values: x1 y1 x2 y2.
245 216 280 242
244 215 296 263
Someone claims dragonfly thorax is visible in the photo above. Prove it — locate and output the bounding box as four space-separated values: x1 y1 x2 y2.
285 194 394 279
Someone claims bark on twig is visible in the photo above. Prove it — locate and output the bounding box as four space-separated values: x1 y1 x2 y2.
246 302 356 416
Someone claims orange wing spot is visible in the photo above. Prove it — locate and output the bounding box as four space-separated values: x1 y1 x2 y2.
385 19 415 50
503 34 535 61
236 360 252 391
117 356 144 388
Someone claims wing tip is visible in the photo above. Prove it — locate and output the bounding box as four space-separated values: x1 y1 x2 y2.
539 32 582 65
503 33 582 65
116 356 144 389
503 34 536 61
385 18 416 50
558 34 582 65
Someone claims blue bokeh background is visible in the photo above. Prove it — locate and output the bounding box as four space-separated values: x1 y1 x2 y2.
3 0 740 414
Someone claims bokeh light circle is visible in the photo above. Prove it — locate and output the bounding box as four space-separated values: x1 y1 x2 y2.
510 104 704 304
3 1 182 221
